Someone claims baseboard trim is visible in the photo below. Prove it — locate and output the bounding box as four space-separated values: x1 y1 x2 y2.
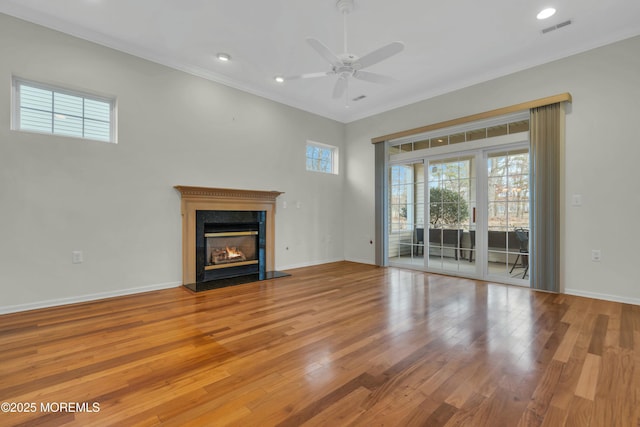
277 258 345 271
0 281 182 315
344 257 376 266
564 288 640 306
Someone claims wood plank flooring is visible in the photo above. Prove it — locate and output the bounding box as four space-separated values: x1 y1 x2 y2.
1 261 639 426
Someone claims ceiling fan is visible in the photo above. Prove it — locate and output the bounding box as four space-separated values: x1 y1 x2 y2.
285 0 404 100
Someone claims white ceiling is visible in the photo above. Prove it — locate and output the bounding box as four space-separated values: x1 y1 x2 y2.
2 0 640 123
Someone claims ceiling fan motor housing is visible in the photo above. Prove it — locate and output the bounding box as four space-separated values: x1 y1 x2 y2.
336 0 354 14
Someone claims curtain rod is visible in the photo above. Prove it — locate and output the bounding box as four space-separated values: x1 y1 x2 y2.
371 92 572 144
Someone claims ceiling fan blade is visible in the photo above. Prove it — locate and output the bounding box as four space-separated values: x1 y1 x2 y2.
284 71 333 80
306 37 342 68
353 70 397 85
332 75 348 99
356 41 405 69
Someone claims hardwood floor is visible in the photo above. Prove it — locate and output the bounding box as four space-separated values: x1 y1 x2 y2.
1 261 638 426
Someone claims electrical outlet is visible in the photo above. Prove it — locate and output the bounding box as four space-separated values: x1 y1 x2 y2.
591 249 601 262
72 250 84 264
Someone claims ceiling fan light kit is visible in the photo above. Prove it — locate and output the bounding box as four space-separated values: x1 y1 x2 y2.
285 0 404 102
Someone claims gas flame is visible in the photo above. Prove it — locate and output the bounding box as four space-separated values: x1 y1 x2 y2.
225 246 244 259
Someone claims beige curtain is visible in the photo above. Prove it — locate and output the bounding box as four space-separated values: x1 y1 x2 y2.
529 103 563 292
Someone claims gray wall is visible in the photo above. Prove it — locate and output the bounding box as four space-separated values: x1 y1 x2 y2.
344 35 640 305
0 13 345 313
2 12 639 312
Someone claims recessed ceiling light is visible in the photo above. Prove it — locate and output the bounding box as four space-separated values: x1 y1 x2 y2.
274 76 285 83
537 7 556 20
216 53 231 62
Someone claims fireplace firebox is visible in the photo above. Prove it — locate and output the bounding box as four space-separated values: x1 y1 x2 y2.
206 231 257 267
196 210 266 282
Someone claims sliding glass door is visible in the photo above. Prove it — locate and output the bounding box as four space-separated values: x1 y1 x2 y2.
387 143 530 287
426 155 476 275
485 148 530 283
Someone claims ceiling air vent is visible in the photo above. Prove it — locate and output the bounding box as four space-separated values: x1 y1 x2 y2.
542 20 572 34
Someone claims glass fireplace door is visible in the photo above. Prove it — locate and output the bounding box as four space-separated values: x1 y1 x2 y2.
205 231 259 269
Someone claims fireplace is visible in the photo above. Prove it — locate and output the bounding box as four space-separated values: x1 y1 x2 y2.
196 210 266 282
175 186 288 292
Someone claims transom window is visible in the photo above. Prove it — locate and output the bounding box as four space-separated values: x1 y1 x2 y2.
389 119 529 154
306 141 338 174
12 78 116 143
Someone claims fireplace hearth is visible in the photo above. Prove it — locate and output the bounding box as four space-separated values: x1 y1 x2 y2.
175 186 289 292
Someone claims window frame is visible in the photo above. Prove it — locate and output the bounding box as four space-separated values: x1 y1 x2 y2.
11 77 117 143
305 140 339 175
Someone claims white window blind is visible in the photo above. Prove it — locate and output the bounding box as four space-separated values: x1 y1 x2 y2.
13 78 115 143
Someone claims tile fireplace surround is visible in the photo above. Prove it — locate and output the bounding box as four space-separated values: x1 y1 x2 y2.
175 186 284 289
